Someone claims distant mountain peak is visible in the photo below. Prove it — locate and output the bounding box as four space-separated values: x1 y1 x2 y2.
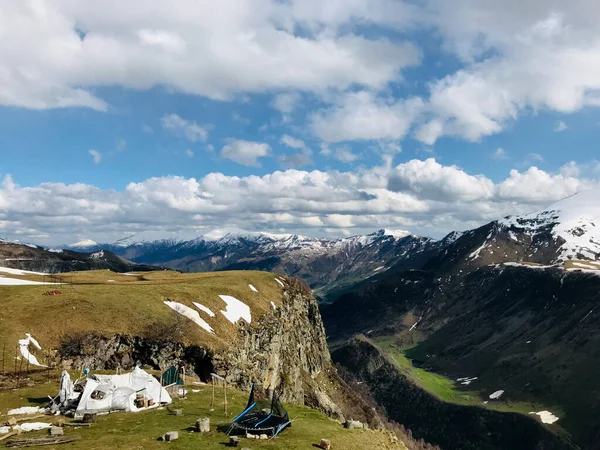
375 229 414 239
70 239 97 248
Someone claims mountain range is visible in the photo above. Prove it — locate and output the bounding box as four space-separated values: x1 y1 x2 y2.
66 229 437 300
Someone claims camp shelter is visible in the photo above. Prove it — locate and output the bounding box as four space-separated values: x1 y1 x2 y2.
228 384 291 438
74 367 172 417
161 365 184 386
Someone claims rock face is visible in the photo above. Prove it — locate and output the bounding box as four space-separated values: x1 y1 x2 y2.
212 277 330 403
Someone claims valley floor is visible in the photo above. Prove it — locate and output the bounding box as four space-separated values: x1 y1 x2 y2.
369 334 555 418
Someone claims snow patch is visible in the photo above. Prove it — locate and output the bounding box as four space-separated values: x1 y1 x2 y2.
373 266 384 272
270 301 277 310
274 278 285 287
218 295 251 324
0 267 47 276
529 411 559 424
164 301 214 334
489 390 504 399
456 377 478 385
90 250 105 259
0 276 60 286
409 319 421 331
18 333 45 367
248 284 258 293
70 239 97 248
193 302 216 317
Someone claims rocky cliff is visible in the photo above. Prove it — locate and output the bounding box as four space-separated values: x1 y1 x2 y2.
56 276 368 424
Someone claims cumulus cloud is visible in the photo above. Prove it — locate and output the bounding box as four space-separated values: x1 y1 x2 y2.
334 148 359 163
311 91 424 142
272 93 301 114
0 1 421 110
3 159 599 246
388 158 495 201
220 140 271 167
161 114 208 142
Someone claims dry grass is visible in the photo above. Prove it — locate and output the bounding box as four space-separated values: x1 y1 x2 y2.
0 270 286 368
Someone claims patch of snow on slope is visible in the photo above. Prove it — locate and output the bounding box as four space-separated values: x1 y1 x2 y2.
489 390 504 399
0 276 60 286
0 267 47 276
499 189 600 261
248 284 258 293
409 319 421 331
373 266 384 272
8 406 44 415
274 278 284 287
90 250 104 259
193 302 216 317
503 262 557 270
270 301 277 310
164 301 214 333
19 333 45 367
469 232 493 259
529 411 559 424
218 295 251 324
0 426 10 434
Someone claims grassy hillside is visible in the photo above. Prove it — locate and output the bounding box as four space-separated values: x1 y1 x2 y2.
0 270 285 367
0 371 402 449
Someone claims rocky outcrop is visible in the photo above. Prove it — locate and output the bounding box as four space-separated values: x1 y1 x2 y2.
212 277 330 403
57 277 353 422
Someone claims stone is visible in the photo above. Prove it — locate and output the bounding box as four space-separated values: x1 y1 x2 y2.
344 420 363 430
82 413 97 424
259 434 268 440
172 409 182 416
195 417 210 433
320 438 331 449
164 431 179 442
49 426 64 436
229 436 240 447
7 417 17 426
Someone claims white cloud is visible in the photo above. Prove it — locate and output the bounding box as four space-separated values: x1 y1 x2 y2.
161 114 208 142
554 120 568 132
281 134 306 149
492 147 507 160
220 140 271 167
272 93 301 114
311 91 424 142
388 158 495 201
89 149 102 164
186 149 194 158
2 159 600 245
0 1 421 110
334 148 359 163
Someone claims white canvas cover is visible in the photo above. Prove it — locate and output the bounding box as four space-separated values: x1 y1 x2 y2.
75 367 171 417
59 370 75 405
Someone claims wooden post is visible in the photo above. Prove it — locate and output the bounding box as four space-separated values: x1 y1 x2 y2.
223 378 227 417
13 344 18 376
210 377 215 411
17 350 24 388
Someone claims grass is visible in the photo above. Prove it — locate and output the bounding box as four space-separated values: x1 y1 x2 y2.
0 371 401 449
0 270 286 368
367 334 551 417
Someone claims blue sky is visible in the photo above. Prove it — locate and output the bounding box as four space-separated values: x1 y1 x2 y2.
1 0 600 245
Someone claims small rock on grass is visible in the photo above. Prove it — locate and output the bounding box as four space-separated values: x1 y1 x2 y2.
320 438 331 449
163 431 179 441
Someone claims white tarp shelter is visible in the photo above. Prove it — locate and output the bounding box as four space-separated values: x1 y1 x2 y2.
74 367 172 417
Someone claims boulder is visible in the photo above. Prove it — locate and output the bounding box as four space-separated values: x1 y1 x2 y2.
344 420 363 430
164 431 179 442
49 426 64 436
320 438 331 449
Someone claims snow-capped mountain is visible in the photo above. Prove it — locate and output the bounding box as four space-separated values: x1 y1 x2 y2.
70 229 436 299
426 189 600 272
499 190 600 261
